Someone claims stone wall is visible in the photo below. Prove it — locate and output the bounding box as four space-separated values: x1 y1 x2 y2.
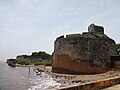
52 24 117 74
50 77 120 90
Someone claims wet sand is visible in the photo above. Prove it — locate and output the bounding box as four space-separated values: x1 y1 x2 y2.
37 66 120 83
16 65 120 89
37 66 120 89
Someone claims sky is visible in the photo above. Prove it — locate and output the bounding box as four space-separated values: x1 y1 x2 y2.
0 0 120 61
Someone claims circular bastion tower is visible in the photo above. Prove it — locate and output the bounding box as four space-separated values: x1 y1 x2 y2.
52 24 117 74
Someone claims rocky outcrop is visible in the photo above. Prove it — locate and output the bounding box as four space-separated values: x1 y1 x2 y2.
52 24 117 74
6 59 16 67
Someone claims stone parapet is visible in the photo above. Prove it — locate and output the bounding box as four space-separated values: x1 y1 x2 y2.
49 77 120 90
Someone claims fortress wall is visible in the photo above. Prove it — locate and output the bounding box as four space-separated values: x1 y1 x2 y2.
52 54 109 74
52 24 117 74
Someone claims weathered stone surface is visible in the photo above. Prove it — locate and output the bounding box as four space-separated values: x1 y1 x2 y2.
111 56 120 68
52 24 117 74
88 23 104 34
6 59 16 67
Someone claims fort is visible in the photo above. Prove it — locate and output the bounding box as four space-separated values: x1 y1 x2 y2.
52 24 118 74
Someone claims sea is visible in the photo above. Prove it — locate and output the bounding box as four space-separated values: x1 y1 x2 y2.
0 61 62 90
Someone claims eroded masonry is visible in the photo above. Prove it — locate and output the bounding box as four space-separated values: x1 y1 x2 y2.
52 24 118 74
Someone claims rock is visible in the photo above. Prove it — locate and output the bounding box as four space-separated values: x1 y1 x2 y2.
6 59 16 67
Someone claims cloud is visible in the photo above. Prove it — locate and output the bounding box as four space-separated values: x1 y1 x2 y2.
0 0 120 60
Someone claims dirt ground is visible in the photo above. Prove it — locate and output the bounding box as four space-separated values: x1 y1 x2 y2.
36 66 120 83
34 66 120 89
73 70 120 82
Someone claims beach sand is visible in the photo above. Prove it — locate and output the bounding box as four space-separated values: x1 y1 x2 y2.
16 65 120 89
34 66 120 83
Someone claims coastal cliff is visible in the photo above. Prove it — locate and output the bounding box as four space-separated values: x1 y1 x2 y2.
52 24 117 74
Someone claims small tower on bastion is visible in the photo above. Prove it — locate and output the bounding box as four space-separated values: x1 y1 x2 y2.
88 23 104 34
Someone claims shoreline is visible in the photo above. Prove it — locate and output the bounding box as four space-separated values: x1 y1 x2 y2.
15 64 35 67
7 63 120 89
15 64 120 82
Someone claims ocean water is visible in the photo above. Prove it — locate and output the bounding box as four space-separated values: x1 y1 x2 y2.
0 61 61 90
0 61 80 90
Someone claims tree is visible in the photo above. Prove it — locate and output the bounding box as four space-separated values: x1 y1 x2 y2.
38 51 51 60
116 44 120 55
116 43 120 50
32 52 38 56
31 51 51 60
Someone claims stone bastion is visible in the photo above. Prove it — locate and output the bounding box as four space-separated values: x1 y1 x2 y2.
52 24 118 74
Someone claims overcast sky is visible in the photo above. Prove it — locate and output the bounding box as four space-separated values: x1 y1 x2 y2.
0 0 120 61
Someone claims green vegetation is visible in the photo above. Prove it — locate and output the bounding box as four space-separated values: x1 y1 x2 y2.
83 34 96 39
95 34 108 38
116 43 120 50
16 60 52 66
116 43 120 55
66 34 81 38
34 61 52 66
16 51 52 66
32 51 51 60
